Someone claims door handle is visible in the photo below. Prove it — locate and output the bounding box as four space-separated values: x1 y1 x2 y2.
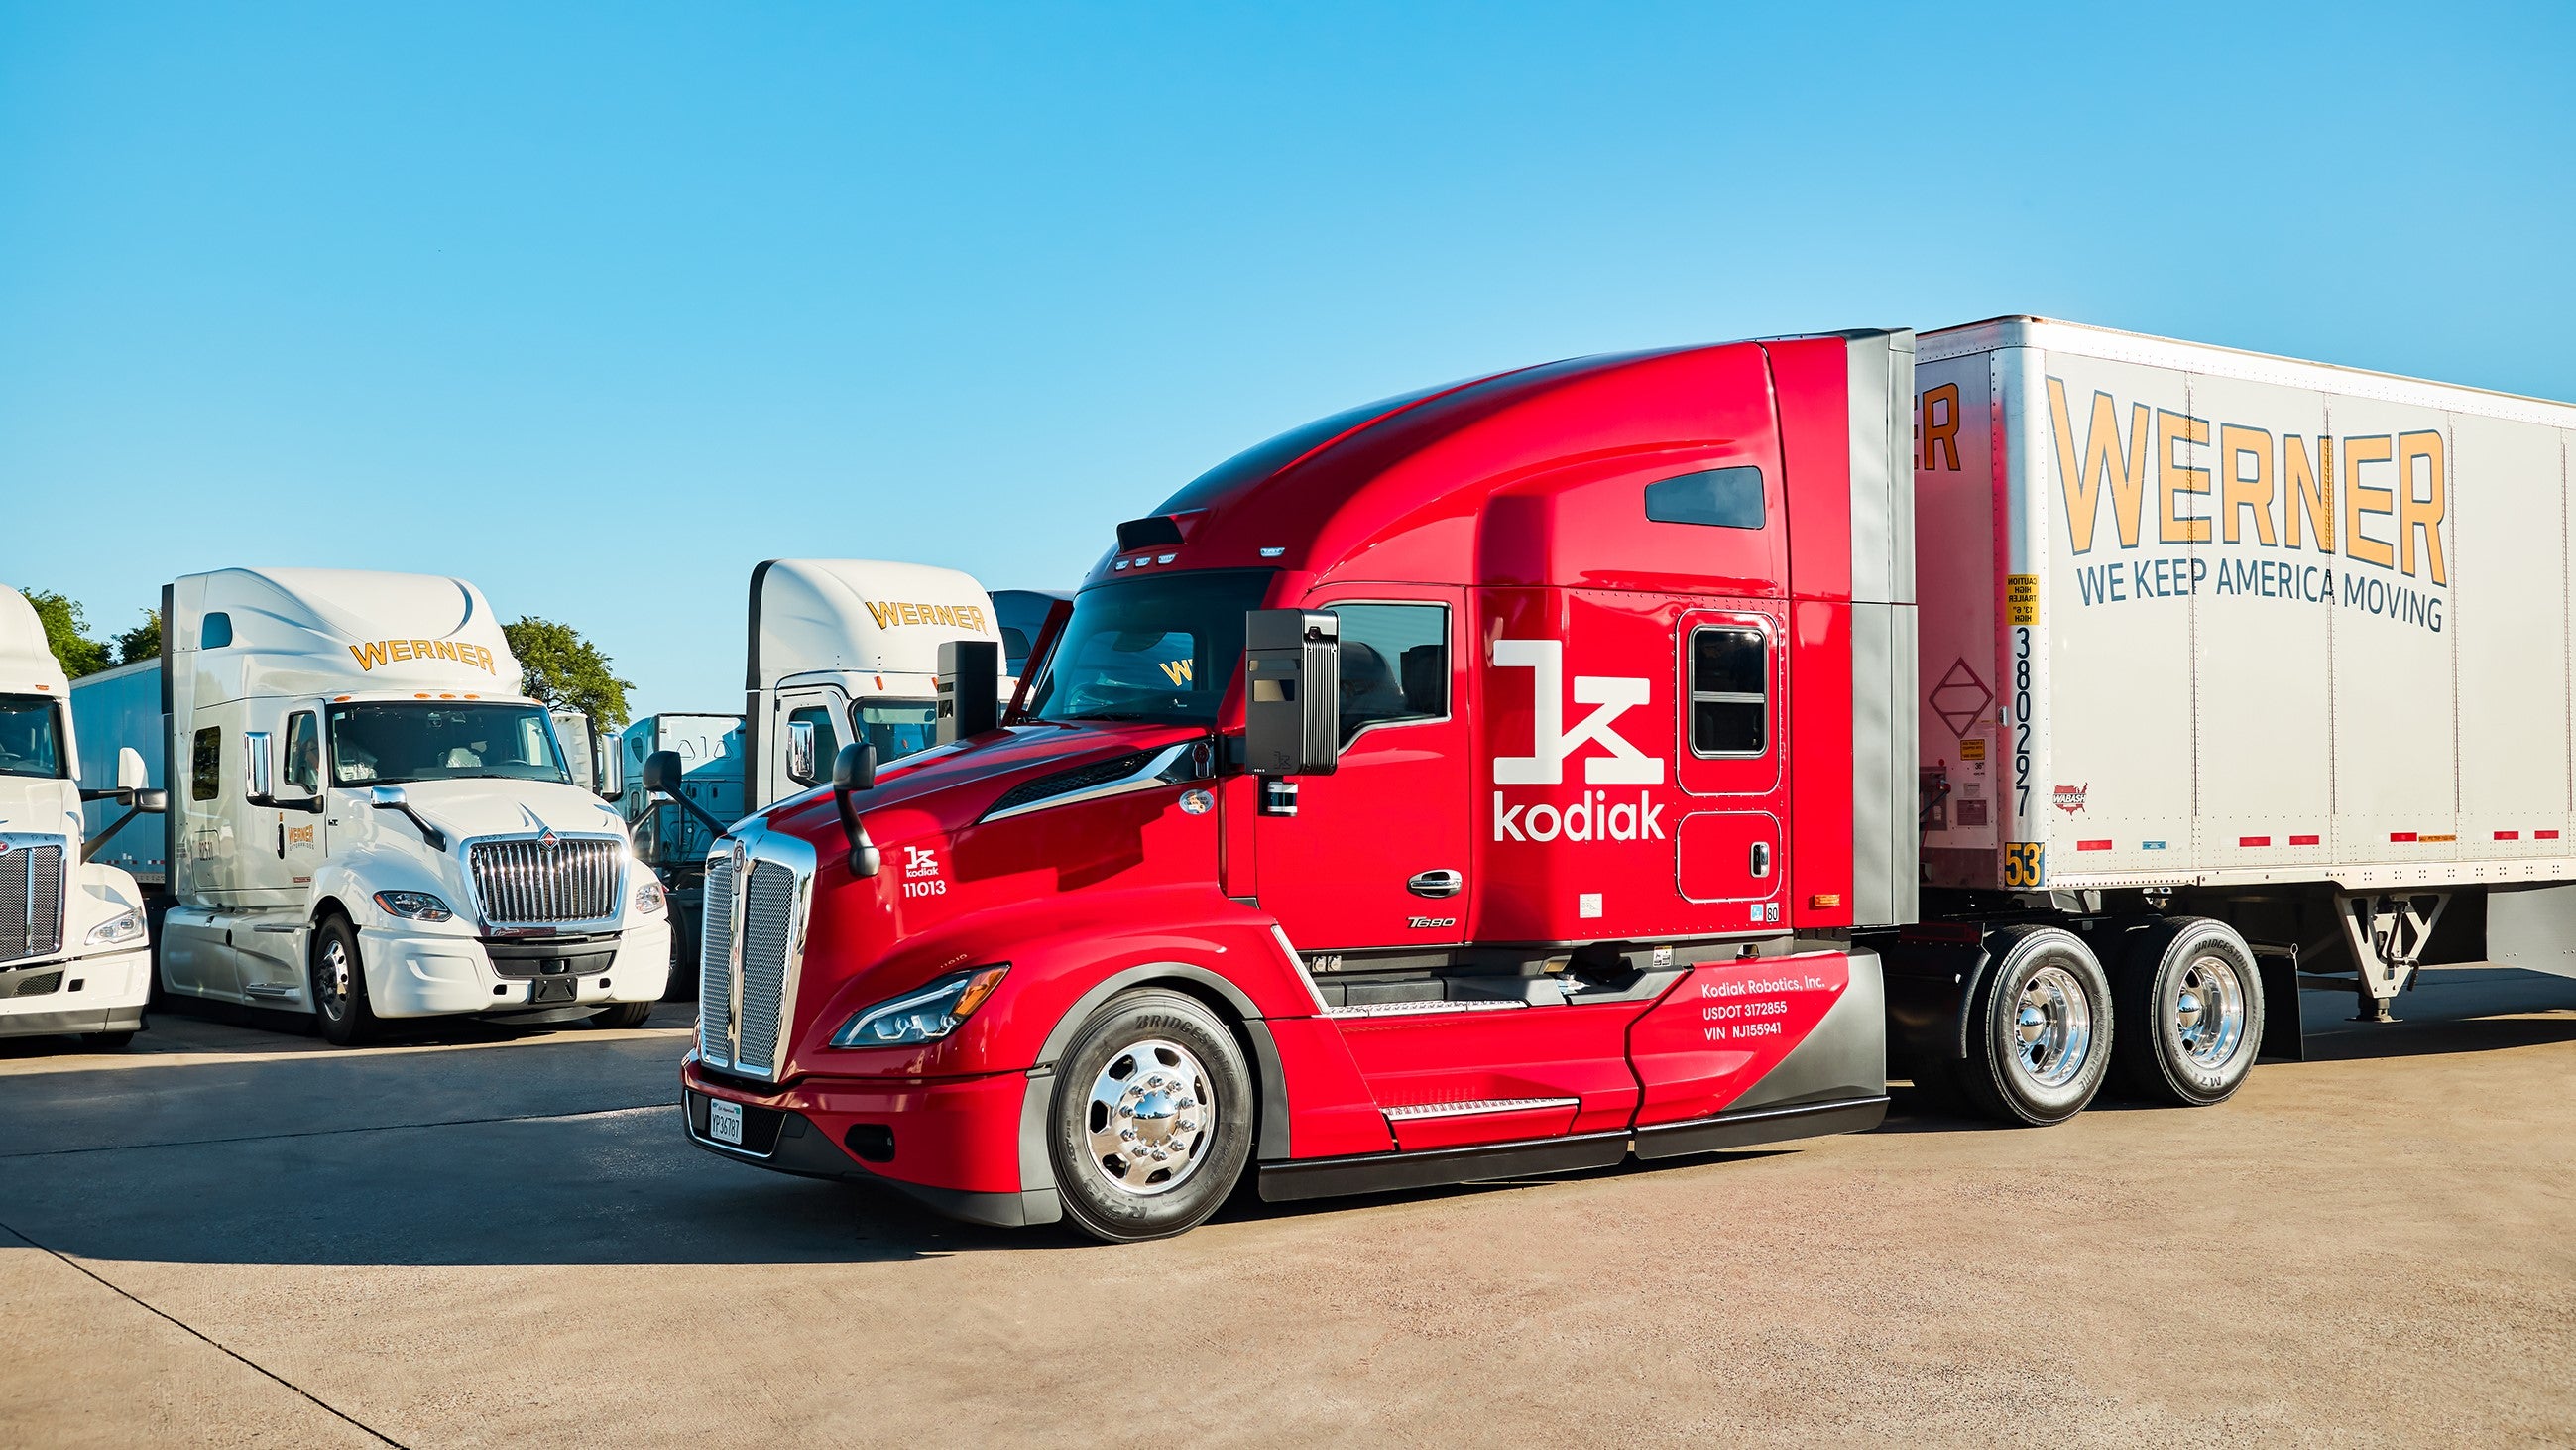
1406 869 1464 899
1750 842 1771 879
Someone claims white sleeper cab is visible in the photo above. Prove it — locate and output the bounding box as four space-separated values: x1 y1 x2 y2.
81 567 669 1043
0 584 162 1048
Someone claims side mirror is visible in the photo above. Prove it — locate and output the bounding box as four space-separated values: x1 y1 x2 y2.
1242 609 1340 811
936 639 1001 744
116 747 149 792
596 733 624 800
831 741 880 877
134 788 168 815
784 719 820 786
368 784 447 851
643 748 728 843
243 730 275 799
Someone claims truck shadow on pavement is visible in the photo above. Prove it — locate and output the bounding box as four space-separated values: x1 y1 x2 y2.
0 982 2565 1268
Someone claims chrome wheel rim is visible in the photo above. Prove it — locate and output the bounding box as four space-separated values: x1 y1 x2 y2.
1084 1038 1214 1198
2171 952 2247 1070
2010 964 2093 1090
316 938 351 1021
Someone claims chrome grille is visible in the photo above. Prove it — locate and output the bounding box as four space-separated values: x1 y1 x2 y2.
698 855 736 1066
735 862 797 1073
467 836 622 925
692 828 814 1083
0 839 66 966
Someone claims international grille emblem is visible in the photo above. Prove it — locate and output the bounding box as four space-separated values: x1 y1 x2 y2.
539 829 559 851
0 840 11 856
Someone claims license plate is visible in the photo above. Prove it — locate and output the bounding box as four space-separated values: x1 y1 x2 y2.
531 977 577 1004
708 1098 744 1146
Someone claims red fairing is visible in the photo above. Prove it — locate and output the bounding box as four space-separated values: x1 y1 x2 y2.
688 333 1896 1216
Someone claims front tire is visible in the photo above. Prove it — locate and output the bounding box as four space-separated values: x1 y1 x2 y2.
309 915 378 1046
2111 917 2263 1106
1048 989 1253 1243
591 1000 656 1029
82 1030 135 1050
1955 925 2114 1126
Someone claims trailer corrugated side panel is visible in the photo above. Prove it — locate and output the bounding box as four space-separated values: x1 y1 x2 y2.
1917 318 2576 893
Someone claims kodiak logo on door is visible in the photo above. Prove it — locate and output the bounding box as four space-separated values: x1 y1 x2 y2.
1489 639 1666 843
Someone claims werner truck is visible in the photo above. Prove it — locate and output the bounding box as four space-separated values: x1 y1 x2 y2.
621 560 1027 988
76 568 669 1043
677 318 2576 1241
0 584 163 1047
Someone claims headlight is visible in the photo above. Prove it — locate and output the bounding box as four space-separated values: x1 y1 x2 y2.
85 906 146 946
831 965 1008 1048
373 890 453 922
635 879 666 914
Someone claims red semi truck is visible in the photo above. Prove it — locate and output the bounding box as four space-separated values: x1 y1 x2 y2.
680 319 2576 1240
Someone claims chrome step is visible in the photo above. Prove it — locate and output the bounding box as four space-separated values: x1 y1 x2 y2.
1383 1096 1579 1122
1326 998 1526 1020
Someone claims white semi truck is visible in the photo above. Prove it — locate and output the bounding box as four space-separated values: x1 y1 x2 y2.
77 568 670 1044
0 584 161 1048
624 559 1027 988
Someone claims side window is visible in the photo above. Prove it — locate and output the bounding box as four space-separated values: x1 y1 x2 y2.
1329 603 1448 743
1646 466 1765 530
200 612 234 648
285 713 320 792
788 705 841 778
191 727 222 800
1689 626 1767 756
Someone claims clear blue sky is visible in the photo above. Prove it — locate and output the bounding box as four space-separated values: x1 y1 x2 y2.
5 1 2570 719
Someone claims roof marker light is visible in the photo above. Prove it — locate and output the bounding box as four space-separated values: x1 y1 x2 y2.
1114 559 1129 570
1156 553 1176 564
1260 547 1286 558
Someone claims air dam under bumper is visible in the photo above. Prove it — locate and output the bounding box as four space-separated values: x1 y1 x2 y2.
679 1057 1058 1228
368 918 671 1018
0 944 151 1038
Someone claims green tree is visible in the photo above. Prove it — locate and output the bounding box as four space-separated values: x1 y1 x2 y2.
24 590 111 678
115 609 162 665
502 616 634 729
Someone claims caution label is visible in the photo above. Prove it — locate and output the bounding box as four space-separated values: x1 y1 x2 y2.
2007 574 2039 627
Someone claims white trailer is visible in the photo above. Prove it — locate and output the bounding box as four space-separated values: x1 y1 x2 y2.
1904 318 2576 1068
80 568 671 1043
0 585 162 1047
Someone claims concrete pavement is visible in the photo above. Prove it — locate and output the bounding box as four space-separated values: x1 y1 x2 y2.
3 969 2570 1447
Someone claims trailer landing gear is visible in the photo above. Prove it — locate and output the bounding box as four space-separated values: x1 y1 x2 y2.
2334 892 2448 1023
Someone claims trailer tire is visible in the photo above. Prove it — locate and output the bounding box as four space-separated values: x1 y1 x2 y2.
591 1001 656 1030
2111 917 2263 1107
309 914 378 1046
1958 925 2112 1127
1048 988 1252 1244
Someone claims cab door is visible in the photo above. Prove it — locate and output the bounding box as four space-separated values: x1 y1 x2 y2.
1673 607 1789 928
1252 590 1467 949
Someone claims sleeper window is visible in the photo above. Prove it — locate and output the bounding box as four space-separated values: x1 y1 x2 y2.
1689 627 1767 756
191 727 221 800
1328 603 1448 743
1645 466 1765 530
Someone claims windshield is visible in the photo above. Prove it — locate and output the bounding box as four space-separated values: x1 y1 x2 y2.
855 699 939 761
327 701 571 786
1030 569 1275 727
0 694 65 780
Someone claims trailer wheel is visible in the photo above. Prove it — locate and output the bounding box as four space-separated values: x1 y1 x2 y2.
1958 925 2113 1127
2111 917 2263 1106
1048 988 1252 1244
309 914 378 1047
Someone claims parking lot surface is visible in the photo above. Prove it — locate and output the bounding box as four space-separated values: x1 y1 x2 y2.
2 967 2570 1448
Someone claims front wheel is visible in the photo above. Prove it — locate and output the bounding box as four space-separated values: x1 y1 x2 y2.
1954 925 2114 1126
2111 917 2264 1106
310 915 378 1047
1048 988 1254 1243
591 1000 656 1030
